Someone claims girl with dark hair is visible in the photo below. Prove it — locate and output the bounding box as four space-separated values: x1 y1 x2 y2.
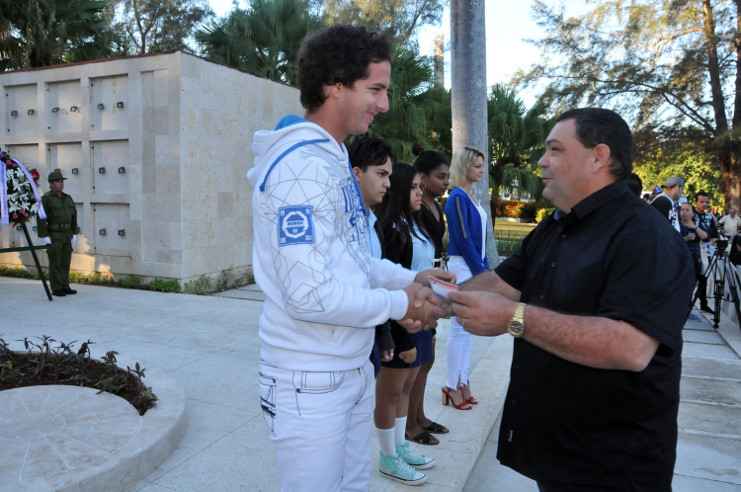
404 143 451 441
413 143 451 265
373 163 436 485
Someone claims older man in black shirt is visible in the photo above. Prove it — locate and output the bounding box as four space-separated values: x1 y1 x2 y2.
447 108 694 491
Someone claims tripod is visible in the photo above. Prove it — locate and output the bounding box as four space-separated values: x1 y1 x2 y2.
690 245 741 330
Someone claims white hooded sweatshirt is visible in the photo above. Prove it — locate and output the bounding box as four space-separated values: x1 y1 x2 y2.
248 115 416 371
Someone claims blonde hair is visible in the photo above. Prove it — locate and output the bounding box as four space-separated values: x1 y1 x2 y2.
449 146 485 189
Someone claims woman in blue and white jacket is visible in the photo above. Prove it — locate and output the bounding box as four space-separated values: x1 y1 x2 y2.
443 146 489 410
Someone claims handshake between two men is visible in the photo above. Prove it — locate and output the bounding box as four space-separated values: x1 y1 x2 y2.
400 269 457 332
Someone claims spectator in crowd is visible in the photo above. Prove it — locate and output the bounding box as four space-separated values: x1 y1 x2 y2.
651 176 684 231
446 108 694 491
694 191 718 313
349 137 396 375
679 203 708 313
374 163 437 485
719 208 741 237
408 143 452 440
443 145 490 410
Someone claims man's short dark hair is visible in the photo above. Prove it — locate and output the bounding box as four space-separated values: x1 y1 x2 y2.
297 25 394 113
348 137 396 172
556 108 633 179
695 191 709 201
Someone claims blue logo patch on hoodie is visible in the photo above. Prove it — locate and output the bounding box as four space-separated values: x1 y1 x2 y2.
279 205 314 246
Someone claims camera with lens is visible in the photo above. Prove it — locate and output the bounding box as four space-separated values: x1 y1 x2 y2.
717 237 729 251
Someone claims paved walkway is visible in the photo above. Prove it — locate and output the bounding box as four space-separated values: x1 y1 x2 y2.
0 276 740 491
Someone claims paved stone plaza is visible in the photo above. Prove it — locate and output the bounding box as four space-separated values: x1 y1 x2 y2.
0 276 739 491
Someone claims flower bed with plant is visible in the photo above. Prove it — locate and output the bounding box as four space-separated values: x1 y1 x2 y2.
496 200 526 219
0 336 157 415
496 199 552 223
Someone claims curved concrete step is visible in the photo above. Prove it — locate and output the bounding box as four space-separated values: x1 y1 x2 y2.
0 382 186 492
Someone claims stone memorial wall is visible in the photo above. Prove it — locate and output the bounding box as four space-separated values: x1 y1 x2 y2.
0 51 302 283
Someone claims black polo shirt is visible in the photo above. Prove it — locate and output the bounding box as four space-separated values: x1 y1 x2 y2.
495 180 694 491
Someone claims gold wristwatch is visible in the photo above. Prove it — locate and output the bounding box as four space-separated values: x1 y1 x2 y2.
507 302 527 338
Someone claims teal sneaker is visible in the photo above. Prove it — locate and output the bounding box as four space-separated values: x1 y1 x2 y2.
378 451 427 485
396 443 435 469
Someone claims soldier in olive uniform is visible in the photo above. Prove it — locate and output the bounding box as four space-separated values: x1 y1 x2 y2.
37 169 80 296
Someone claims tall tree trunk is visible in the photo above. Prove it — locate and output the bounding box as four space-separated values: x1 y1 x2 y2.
729 0 741 211
450 0 499 265
719 142 741 208
702 0 739 209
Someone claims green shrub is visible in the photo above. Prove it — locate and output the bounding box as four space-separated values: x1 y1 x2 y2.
0 265 35 279
520 202 539 223
183 275 213 295
536 207 556 223
216 270 231 291
69 271 115 286
235 267 254 285
183 267 254 295
148 278 181 293
117 276 142 289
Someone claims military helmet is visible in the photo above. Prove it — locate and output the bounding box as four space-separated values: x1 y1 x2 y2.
47 169 68 182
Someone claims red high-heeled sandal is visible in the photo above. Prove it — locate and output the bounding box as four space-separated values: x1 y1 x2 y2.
460 383 478 405
442 386 472 410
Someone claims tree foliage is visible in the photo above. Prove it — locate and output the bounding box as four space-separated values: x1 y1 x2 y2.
633 125 722 206
0 0 116 69
114 0 213 55
487 84 548 204
319 0 446 46
359 47 450 162
196 0 322 85
516 0 740 208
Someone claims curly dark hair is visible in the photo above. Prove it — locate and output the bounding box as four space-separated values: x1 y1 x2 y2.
297 25 394 112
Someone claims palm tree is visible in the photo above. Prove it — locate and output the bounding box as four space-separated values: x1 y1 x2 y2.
487 84 548 215
196 0 323 85
364 47 447 161
0 0 112 70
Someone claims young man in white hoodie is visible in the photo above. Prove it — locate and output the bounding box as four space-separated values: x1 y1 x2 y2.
247 25 453 492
